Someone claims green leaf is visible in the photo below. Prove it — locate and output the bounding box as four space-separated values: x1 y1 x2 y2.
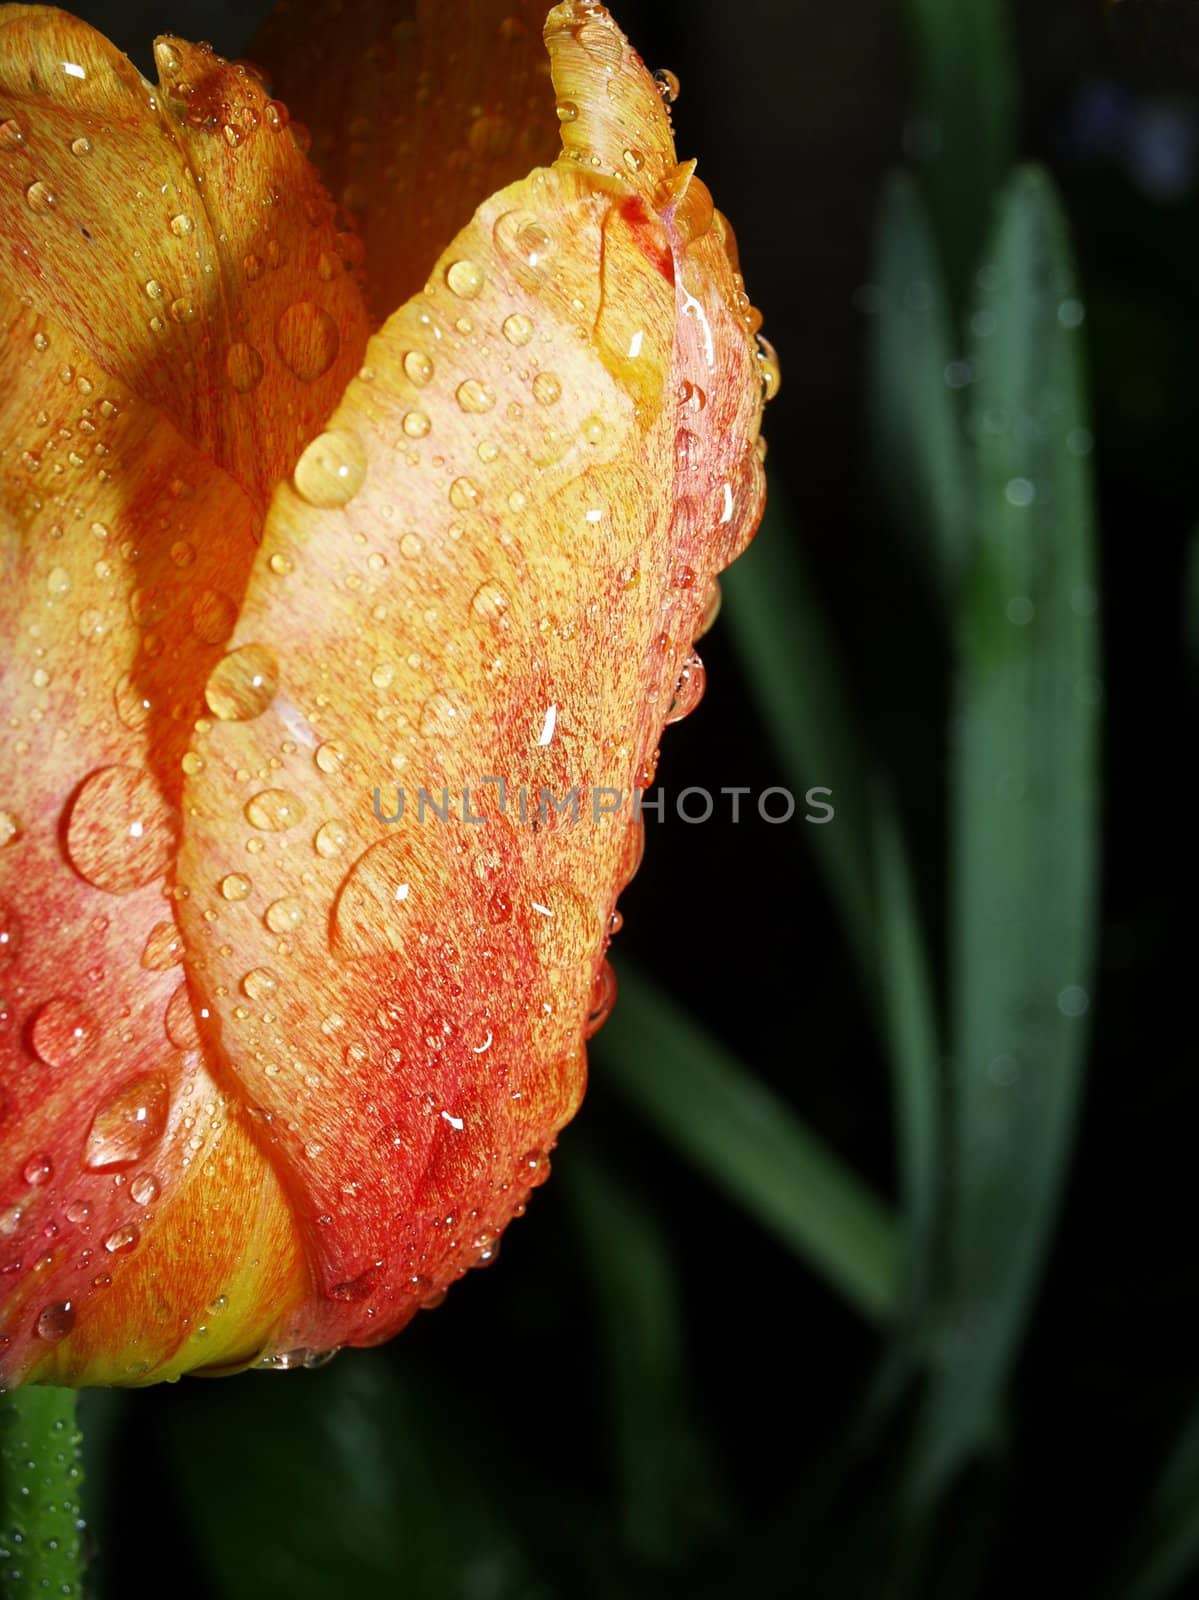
910 166 1102 1497
722 501 942 1334
1114 1394 1199 1600
593 963 901 1325
561 1144 728 1568
872 787 943 1327
169 1355 550 1600
0 1388 86 1599
903 0 1017 305
870 171 970 603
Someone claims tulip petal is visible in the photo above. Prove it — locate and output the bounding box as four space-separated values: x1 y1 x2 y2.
0 5 369 506
252 0 562 318
176 1 769 1357
0 10 371 1382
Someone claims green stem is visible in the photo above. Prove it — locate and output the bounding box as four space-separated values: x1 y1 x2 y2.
0 1387 86 1598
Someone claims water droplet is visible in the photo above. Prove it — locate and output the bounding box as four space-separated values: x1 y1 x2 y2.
170 212 194 237
141 920 183 970
584 959 617 1037
164 982 202 1049
495 211 554 273
0 118 25 149
756 335 781 402
104 1224 139 1254
653 67 681 103
456 378 495 413
446 258 485 298
555 99 579 122
470 580 511 623
665 650 706 723
264 98 289 132
70 135 92 157
403 349 434 386
23 1154 53 1187
419 690 465 740
399 532 423 560
332 839 415 957
241 967 278 1000
402 408 430 438
83 1074 169 1170
30 998 95 1067
1004 477 1036 508
502 312 534 346
293 428 367 508
622 147 644 174
226 341 265 393
130 1173 159 1205
532 371 562 406
264 895 306 933
579 20 622 66
205 643 280 720
25 180 57 212
275 302 340 382
36 1302 75 1342
47 566 71 597
516 1148 551 1187
220 872 252 901
449 476 480 510
315 819 350 858
66 765 176 894
191 588 238 645
314 741 345 775
246 789 305 831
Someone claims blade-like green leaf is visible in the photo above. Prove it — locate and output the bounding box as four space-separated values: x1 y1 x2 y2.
872 785 943 1328
0 1388 86 1599
560 1143 728 1567
1114 1394 1199 1600
903 0 1017 306
593 963 900 1325
910 165 1101 1498
722 503 941 1335
169 1356 550 1600
870 170 970 603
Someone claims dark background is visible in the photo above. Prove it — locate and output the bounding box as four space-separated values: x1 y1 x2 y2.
58 0 1196 1595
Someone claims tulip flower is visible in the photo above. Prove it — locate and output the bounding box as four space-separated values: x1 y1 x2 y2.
0 0 772 1386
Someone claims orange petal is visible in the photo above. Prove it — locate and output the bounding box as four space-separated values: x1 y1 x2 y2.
252 0 561 318
0 6 369 507
175 0 769 1358
0 8 372 1383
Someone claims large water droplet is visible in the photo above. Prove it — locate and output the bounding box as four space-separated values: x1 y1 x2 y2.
246 789 305 831
665 651 706 724
83 1073 169 1170
332 839 414 958
30 998 95 1067
275 302 339 382
35 1302 75 1342
66 765 176 895
293 428 367 508
445 258 485 298
205 643 280 720
141 920 183 970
